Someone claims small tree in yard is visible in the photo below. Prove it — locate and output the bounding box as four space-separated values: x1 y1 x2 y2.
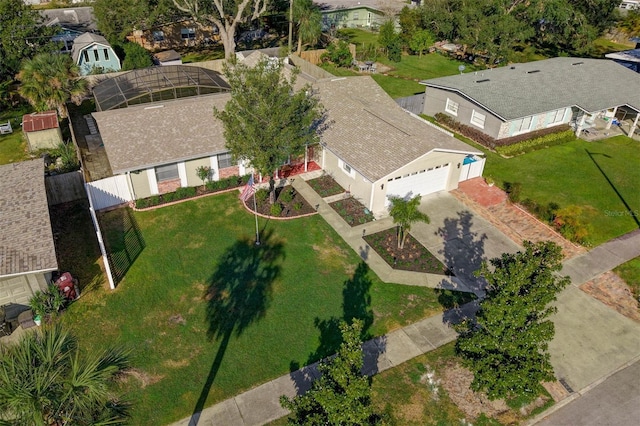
456 240 570 403
196 165 213 185
280 319 377 425
409 29 434 57
388 195 430 249
214 57 323 203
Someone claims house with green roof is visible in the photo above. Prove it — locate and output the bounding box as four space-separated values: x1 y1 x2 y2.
421 57 640 140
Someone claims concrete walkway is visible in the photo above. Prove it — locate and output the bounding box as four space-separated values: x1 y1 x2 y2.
172 176 640 426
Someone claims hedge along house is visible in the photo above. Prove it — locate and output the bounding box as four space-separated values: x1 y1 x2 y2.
90 65 241 200
317 76 483 216
0 159 58 307
22 111 62 151
72 32 121 76
421 57 640 140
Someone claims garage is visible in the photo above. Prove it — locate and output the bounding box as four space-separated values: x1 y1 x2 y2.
0 275 37 306
385 163 450 204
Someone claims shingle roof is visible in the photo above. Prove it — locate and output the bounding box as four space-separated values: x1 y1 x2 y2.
22 111 59 133
605 49 640 64
421 57 640 121
40 7 97 32
93 94 232 174
71 32 111 64
316 0 405 13
316 76 480 181
0 159 58 277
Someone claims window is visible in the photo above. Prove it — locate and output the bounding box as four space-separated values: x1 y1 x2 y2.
103 49 109 60
155 164 179 182
181 28 196 40
353 11 359 21
152 31 165 42
83 51 89 63
218 153 233 169
513 116 533 134
445 98 459 116
549 108 565 124
94 49 99 61
470 110 486 128
343 163 352 173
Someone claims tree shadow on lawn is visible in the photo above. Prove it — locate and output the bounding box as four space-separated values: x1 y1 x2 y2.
436 211 487 326
286 262 387 398
189 229 285 425
98 207 145 285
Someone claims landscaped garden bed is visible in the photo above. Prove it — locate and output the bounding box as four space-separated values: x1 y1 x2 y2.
248 186 316 217
329 197 375 226
364 228 451 275
135 174 251 209
306 174 345 198
61 191 467 425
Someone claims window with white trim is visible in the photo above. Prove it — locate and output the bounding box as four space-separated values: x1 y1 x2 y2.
338 159 355 178
218 153 233 168
153 31 165 42
155 163 179 182
103 49 109 60
513 116 533 134
181 28 196 40
549 108 565 124
445 98 459 116
353 11 359 20
470 110 486 128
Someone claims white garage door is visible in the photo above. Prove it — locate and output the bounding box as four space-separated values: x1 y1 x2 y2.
0 275 35 306
385 164 450 204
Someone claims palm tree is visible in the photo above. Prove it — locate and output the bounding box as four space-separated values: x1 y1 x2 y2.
0 324 129 425
388 195 430 249
293 0 322 55
17 53 87 118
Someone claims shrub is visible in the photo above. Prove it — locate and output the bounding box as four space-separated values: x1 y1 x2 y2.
321 40 353 67
162 192 176 203
496 129 575 156
521 199 559 223
29 284 66 319
270 203 283 216
205 180 218 191
175 187 196 199
435 113 496 148
293 201 303 211
136 198 148 209
148 195 160 207
280 188 294 203
255 188 269 202
504 182 522 203
553 205 589 244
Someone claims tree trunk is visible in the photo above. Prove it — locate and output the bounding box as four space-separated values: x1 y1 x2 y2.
297 34 303 55
269 175 276 204
219 26 237 60
400 231 407 250
397 226 403 249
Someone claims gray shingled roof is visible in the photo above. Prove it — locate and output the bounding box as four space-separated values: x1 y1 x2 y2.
421 57 640 121
0 159 58 277
316 76 480 182
93 94 231 174
94 75 479 180
71 32 111 64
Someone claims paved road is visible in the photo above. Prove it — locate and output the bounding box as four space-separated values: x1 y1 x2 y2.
535 359 640 426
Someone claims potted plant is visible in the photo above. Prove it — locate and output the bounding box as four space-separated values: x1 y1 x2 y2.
485 176 495 187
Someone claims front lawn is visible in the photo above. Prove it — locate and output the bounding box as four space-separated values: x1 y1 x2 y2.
61 192 456 425
475 135 640 246
614 256 640 302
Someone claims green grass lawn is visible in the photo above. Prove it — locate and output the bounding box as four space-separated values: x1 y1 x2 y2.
61 192 456 425
0 105 31 165
479 135 640 246
614 256 640 302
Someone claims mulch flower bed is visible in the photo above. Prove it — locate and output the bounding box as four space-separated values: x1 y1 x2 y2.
306 174 345 198
329 197 375 226
364 228 452 275
247 185 317 217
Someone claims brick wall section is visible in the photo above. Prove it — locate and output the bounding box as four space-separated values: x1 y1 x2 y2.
157 178 181 194
218 166 239 179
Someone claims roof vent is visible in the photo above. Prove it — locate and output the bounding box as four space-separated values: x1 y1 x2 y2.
476 79 490 83
572 61 584 65
527 70 540 74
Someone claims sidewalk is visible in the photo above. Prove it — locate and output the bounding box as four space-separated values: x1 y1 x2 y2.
172 176 640 426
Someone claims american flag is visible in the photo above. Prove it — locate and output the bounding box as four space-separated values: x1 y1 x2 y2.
239 174 255 202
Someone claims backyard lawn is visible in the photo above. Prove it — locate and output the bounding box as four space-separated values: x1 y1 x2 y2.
61 191 458 425
0 106 30 165
480 135 640 246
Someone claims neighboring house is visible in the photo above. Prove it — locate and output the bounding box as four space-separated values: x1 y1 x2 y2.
154 50 182 66
316 0 404 31
22 111 62 151
606 49 640 73
89 55 483 216
618 0 639 11
72 32 121 76
0 159 58 307
40 6 97 53
127 20 219 51
421 57 640 139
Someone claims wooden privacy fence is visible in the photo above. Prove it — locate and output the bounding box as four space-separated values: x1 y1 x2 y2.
299 44 357 65
45 171 86 205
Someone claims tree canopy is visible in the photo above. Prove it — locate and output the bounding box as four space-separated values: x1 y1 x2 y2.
455 240 570 402
17 53 87 118
173 0 269 59
93 0 175 43
0 0 56 84
388 195 430 249
293 0 322 55
280 319 376 425
0 324 129 425
214 57 323 200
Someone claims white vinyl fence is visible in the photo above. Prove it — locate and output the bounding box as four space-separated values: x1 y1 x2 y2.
459 157 486 182
85 175 133 210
